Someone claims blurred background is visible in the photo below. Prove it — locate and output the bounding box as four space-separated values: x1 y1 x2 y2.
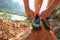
0 0 60 40
0 0 26 20
0 0 60 20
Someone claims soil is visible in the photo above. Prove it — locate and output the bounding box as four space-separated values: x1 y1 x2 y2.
0 18 32 40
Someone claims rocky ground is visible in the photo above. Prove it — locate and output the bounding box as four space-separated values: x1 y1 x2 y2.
54 23 60 40
0 18 32 40
49 19 60 40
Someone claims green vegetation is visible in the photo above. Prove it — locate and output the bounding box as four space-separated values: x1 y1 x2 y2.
0 10 12 19
20 19 32 26
49 4 60 19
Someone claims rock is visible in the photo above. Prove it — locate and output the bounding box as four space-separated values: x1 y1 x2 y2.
54 24 60 40
0 18 32 40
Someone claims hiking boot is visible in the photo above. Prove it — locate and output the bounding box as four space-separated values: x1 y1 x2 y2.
32 14 41 30
41 18 50 31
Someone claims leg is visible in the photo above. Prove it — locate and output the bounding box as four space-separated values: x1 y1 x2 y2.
40 0 59 30
40 0 59 18
35 0 43 14
24 0 35 19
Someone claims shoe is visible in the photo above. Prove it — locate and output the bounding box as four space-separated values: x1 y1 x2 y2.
41 18 50 31
32 14 41 30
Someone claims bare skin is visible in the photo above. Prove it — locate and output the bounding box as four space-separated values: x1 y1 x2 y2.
35 0 43 14
40 0 60 18
24 0 34 18
24 0 35 19
24 0 43 19
24 0 60 19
